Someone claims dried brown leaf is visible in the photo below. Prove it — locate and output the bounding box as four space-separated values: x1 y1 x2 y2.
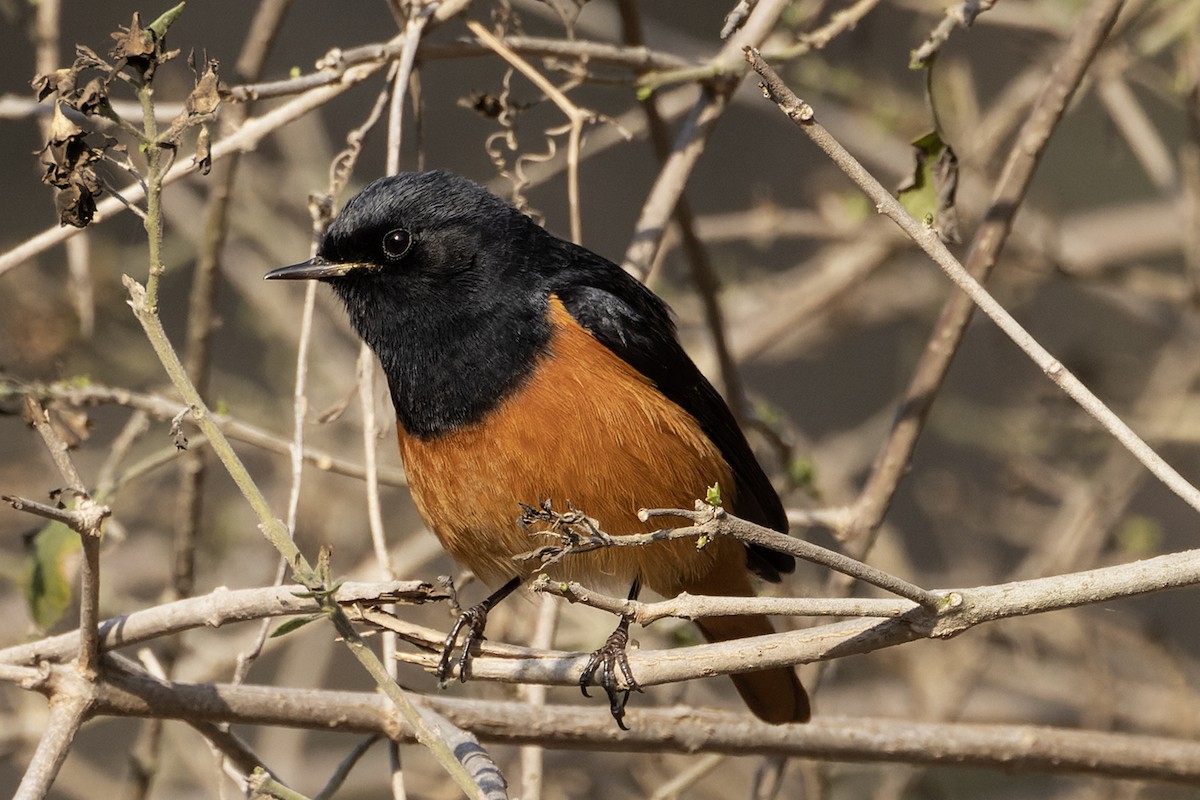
47 102 83 144
110 13 156 63
193 124 212 175
32 69 75 102
185 61 221 116
73 45 110 71
76 78 109 116
54 180 99 228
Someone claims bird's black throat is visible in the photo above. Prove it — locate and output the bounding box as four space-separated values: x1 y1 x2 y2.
331 278 553 439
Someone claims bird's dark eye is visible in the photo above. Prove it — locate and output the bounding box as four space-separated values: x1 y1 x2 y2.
381 228 413 260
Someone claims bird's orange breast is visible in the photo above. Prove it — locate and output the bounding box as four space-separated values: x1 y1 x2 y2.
396 294 751 598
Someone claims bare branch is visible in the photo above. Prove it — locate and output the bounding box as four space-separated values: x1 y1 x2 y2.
2 377 410 487
78 665 1200 786
823 0 1133 562
14 671 94 800
746 29 1200 521
532 578 916 625
382 544 1200 686
622 0 793 280
0 581 443 667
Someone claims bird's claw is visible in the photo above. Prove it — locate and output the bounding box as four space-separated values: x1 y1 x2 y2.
436 602 490 685
580 616 642 730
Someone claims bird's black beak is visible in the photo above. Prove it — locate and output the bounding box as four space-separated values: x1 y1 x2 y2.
264 257 374 281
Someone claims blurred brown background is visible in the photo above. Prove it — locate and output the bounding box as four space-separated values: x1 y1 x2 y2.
2 0 1200 797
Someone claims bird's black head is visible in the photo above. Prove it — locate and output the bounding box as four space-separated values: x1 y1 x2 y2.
268 170 544 295
266 170 558 437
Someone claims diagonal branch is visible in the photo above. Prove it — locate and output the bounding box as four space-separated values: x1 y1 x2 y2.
744 9 1200 530
822 0 1131 558
621 0 793 280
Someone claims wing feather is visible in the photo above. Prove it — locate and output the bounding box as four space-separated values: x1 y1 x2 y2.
549 243 793 581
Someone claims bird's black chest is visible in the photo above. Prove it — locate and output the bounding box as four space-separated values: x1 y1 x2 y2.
349 292 553 439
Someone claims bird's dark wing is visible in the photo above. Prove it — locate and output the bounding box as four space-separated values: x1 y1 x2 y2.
551 244 793 581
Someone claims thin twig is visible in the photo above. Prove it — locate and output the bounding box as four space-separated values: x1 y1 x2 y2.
1095 69 1177 191
634 0 884 93
467 19 592 244
226 34 689 104
517 596 559 800
124 277 313 575
174 0 291 609
379 19 421 789
313 736 382 800
622 0 794 280
534 504 941 608
215 9 301 751
910 0 999 68
24 396 85 491
650 753 725 800
532 578 916 625
23 397 104 674
2 495 86 527
2 377 409 486
616 0 748 416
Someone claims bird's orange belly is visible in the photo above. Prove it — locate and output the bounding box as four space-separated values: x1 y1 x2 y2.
396 297 746 596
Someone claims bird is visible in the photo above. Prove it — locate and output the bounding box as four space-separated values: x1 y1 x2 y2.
266 170 810 727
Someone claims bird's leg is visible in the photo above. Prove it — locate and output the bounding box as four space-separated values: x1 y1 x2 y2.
436 575 520 686
580 579 644 730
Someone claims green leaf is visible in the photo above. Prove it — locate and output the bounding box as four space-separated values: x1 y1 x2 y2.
146 3 187 40
705 482 723 507
897 130 960 243
897 131 939 222
787 456 819 496
270 614 322 638
1116 515 1162 558
23 521 82 632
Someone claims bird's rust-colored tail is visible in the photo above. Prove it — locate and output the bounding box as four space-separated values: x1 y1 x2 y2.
665 545 810 725
694 612 810 724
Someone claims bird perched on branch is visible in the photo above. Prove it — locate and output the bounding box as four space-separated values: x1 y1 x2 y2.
266 170 809 727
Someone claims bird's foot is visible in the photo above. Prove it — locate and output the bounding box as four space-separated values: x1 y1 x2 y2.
435 576 520 686
580 615 643 730
436 601 490 685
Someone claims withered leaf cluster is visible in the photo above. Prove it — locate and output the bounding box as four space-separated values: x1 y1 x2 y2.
185 55 220 175
36 102 111 228
32 39 127 228
109 11 179 80
31 9 220 227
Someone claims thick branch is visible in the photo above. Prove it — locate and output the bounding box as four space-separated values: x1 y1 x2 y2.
386 544 1200 685
76 666 1200 786
14 670 94 800
0 581 442 667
